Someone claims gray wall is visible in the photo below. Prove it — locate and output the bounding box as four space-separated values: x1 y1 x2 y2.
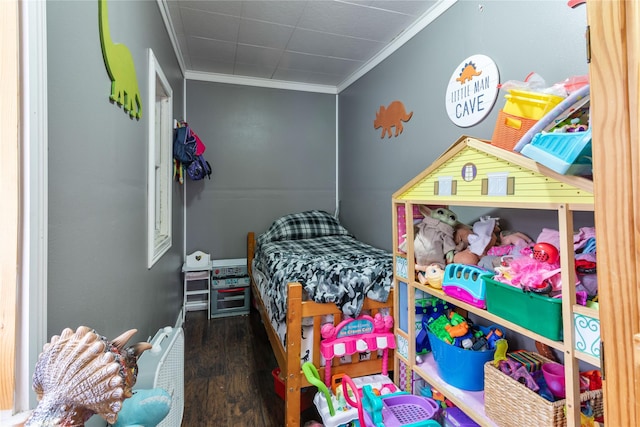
185 81 337 259
339 1 590 249
47 0 184 343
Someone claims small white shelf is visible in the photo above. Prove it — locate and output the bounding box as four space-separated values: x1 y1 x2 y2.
182 262 212 321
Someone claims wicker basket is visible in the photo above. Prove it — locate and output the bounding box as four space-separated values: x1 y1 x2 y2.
484 360 603 427
491 110 538 151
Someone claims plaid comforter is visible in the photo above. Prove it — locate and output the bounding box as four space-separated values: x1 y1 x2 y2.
254 211 393 322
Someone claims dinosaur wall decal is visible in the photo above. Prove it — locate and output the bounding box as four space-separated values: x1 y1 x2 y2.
98 0 142 119
374 100 413 138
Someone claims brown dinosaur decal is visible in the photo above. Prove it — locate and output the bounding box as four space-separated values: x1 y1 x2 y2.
374 101 413 138
456 62 482 85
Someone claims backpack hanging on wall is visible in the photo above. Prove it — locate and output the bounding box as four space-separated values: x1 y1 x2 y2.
173 123 197 164
173 121 212 182
186 155 212 181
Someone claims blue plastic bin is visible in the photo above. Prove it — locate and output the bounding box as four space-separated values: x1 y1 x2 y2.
427 330 497 391
520 129 592 175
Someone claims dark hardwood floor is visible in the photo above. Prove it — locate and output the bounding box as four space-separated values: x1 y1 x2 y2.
182 308 321 426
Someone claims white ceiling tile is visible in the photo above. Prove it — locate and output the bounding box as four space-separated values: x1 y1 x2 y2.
288 28 383 60
165 0 449 88
273 67 342 85
233 62 277 79
179 7 241 42
241 1 308 26
189 57 236 75
297 1 414 41
366 1 439 16
279 50 362 75
238 19 294 50
176 0 243 17
187 37 237 63
236 44 283 68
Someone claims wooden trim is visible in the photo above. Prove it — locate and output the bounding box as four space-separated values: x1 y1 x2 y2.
0 0 19 411
588 1 640 426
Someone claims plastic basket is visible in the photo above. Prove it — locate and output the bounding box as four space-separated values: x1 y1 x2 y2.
491 110 538 151
427 331 496 391
484 359 603 427
503 90 565 120
520 129 592 175
272 368 314 412
442 263 487 309
484 276 563 341
364 393 440 426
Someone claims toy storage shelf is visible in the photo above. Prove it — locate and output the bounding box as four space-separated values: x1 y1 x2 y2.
415 353 498 427
412 281 568 353
392 136 599 427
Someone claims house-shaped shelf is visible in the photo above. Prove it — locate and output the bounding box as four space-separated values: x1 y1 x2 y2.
393 135 594 211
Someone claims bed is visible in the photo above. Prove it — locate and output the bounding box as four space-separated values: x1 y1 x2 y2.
247 210 395 426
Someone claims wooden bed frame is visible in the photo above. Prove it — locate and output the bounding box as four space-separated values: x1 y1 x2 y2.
247 232 395 427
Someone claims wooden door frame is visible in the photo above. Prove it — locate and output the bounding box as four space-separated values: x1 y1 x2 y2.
0 0 48 420
588 1 640 426
0 0 20 412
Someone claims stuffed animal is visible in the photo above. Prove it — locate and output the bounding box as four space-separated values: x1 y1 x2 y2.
111 388 172 427
417 263 444 288
414 206 458 271
453 216 501 267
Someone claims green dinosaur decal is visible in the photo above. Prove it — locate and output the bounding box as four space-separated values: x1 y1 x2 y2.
98 0 142 119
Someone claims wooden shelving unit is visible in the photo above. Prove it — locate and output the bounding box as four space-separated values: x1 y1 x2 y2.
391 136 599 427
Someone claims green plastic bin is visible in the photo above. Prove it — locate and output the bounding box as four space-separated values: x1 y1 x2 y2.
483 276 563 340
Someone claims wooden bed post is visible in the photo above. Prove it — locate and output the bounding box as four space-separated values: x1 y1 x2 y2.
286 283 303 427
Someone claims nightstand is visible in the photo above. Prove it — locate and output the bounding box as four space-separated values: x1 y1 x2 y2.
182 261 213 321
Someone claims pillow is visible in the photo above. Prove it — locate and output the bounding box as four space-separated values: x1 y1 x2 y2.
258 210 351 246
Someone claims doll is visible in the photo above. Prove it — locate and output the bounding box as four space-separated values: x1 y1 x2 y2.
453 216 501 267
414 206 458 271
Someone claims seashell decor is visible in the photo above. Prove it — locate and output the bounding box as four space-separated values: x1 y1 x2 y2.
25 326 152 427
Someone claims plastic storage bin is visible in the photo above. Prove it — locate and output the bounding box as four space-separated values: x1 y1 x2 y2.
442 263 487 309
491 110 539 151
520 129 592 175
272 368 314 411
484 276 563 340
503 90 565 121
427 330 496 391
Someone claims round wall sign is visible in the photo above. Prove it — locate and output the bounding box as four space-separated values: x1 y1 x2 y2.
445 54 500 128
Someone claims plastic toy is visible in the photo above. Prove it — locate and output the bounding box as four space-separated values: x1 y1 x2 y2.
492 339 508 367
418 263 445 288
442 263 488 309
444 407 480 427
532 242 559 264
499 358 539 392
484 327 504 350
542 362 566 398
341 375 440 427
445 312 469 338
112 388 171 427
427 314 453 344
320 314 395 387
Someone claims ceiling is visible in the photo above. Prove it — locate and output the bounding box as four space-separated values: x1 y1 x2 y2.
161 0 454 93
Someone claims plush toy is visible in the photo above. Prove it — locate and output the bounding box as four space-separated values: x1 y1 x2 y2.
417 263 444 288
111 388 172 427
453 216 500 267
414 206 458 271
